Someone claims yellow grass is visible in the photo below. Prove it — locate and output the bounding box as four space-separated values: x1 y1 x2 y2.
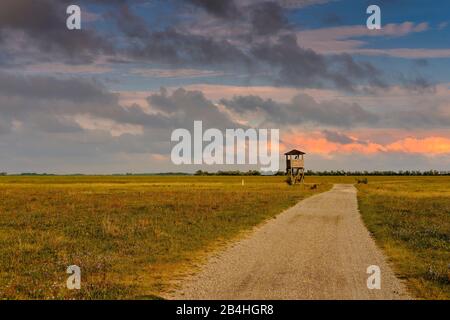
0 175 330 299
356 176 450 299
1 175 448 300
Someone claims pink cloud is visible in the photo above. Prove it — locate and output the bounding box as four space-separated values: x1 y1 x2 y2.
130 68 225 78
285 131 450 156
151 154 169 161
387 137 450 155
295 21 450 58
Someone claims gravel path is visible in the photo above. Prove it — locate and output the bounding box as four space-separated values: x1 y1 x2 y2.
169 184 411 300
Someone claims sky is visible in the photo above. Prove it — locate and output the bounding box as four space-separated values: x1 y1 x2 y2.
0 0 450 173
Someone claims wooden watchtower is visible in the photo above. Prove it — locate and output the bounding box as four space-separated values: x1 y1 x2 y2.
284 149 305 184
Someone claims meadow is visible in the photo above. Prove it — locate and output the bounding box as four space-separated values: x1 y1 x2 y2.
0 175 330 299
0 175 448 300
356 176 450 299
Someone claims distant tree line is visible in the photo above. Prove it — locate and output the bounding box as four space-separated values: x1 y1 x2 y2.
303 170 450 176
194 170 261 176
113 172 191 176
1 170 449 177
18 173 55 176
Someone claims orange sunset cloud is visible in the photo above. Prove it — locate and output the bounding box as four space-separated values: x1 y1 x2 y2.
285 133 450 156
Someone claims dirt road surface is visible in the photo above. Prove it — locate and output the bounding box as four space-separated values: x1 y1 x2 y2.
169 184 410 300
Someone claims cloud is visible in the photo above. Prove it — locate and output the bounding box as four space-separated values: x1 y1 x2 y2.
0 71 449 172
294 22 450 58
249 1 289 35
0 0 114 65
0 1 449 173
0 71 172 134
220 93 379 127
249 34 384 90
73 115 144 137
130 68 225 78
438 21 448 30
129 28 251 69
22 63 113 75
0 0 387 92
113 3 150 38
0 72 238 139
322 130 355 144
345 48 450 59
242 0 335 8
187 0 240 19
0 117 12 134
98 2 386 91
398 74 435 93
147 87 237 129
287 131 450 156
387 137 450 155
293 19 450 58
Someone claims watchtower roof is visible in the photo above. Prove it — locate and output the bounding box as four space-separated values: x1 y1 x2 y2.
284 149 306 156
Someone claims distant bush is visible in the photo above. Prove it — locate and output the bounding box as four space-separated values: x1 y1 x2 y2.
306 170 449 176
356 177 368 184
194 170 261 176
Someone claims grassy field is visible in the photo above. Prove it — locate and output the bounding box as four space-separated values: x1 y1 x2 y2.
0 175 330 299
356 176 450 299
1 175 448 300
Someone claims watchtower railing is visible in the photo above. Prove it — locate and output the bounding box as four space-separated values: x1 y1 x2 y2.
287 158 304 168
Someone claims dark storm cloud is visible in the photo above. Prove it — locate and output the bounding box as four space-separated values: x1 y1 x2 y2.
386 107 450 128
249 34 385 90
0 69 447 143
0 72 241 138
0 0 68 31
0 71 172 130
321 130 368 145
0 70 449 173
322 130 354 144
113 4 150 38
187 0 289 34
130 28 251 68
398 74 435 93
140 1 382 91
250 34 328 87
186 0 240 19
0 0 386 91
0 72 115 103
0 0 113 64
28 113 84 134
220 91 450 129
279 0 334 7
0 72 244 171
220 93 379 127
250 1 289 35
147 88 238 129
